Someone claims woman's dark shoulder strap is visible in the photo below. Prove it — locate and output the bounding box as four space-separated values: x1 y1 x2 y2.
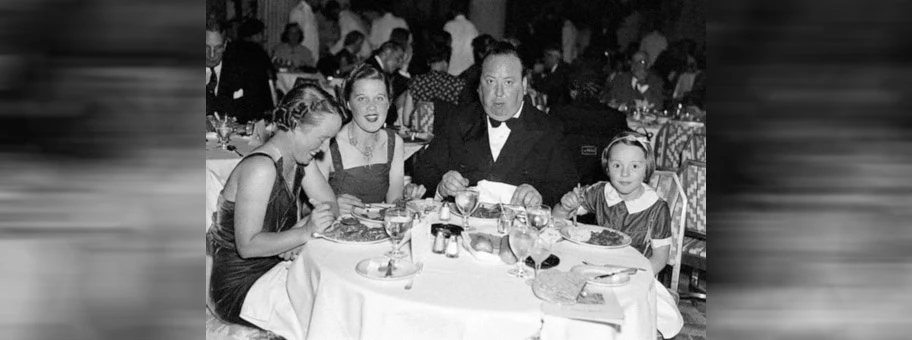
328 137 345 172
385 129 397 165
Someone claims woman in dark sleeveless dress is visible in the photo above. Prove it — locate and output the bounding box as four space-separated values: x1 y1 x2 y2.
316 64 426 214
207 85 343 328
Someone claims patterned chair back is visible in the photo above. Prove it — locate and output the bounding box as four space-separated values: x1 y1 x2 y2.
678 160 707 236
409 101 435 135
654 121 706 171
680 133 706 164
648 170 687 290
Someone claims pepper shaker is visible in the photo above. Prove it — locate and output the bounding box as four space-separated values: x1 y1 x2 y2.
433 231 447 254
445 235 460 258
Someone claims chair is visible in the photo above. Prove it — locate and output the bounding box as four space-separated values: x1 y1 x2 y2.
678 160 706 300
653 121 705 171
680 133 706 165
648 171 687 291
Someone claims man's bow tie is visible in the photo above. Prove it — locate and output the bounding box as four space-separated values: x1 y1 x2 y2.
489 117 517 128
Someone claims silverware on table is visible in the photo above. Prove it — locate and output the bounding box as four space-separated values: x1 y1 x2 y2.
593 268 638 280
384 259 395 278
581 261 647 272
404 262 424 290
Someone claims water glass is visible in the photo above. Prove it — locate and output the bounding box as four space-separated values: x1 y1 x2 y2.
526 236 553 283
525 204 552 231
454 189 480 231
384 207 414 259
497 205 519 234
507 224 539 278
216 122 232 149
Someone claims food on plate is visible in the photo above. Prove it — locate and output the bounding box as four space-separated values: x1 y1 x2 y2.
499 235 518 264
323 220 388 242
474 238 493 253
340 216 360 226
587 229 625 246
472 204 501 219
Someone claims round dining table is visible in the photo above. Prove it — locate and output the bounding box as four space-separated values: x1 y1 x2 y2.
285 213 663 340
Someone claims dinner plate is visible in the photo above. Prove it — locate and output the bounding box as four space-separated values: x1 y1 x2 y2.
570 265 632 287
558 224 632 249
355 257 420 281
351 204 395 223
406 199 442 216
319 219 389 244
447 202 503 220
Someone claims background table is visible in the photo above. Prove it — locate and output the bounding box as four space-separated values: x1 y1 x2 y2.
286 215 659 340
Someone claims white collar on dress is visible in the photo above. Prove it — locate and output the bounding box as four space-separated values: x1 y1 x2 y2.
603 182 659 214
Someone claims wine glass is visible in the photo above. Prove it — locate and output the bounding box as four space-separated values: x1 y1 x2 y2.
454 188 480 231
216 120 233 149
507 224 539 278
383 207 413 259
526 204 551 231
525 236 553 285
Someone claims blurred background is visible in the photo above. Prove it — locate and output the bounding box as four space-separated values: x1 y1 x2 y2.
0 0 911 339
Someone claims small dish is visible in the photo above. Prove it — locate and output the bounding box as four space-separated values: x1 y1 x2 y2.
525 254 560 269
570 265 632 287
355 257 420 281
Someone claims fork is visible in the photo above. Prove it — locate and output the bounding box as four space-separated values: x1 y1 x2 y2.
404 262 424 290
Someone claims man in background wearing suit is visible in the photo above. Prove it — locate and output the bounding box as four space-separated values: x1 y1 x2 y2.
413 43 578 207
206 18 274 123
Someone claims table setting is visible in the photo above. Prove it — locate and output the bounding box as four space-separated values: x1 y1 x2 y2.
275 190 672 340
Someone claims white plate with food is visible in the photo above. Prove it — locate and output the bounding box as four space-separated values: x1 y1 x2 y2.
351 203 396 223
318 217 389 244
570 265 633 287
406 198 442 216
447 202 504 220
355 257 420 281
558 224 632 249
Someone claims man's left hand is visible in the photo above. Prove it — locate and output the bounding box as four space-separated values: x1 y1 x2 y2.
510 184 542 207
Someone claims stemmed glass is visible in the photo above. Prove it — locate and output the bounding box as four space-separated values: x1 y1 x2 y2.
383 207 414 259
507 223 539 278
525 204 552 232
525 236 553 285
454 188 480 231
216 120 233 149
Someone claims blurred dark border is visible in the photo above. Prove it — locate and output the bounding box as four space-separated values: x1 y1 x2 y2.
2 0 911 339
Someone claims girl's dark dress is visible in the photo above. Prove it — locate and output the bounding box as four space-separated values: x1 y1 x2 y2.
207 152 300 327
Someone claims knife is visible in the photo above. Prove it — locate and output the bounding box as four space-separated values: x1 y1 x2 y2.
593 268 638 280
384 259 395 278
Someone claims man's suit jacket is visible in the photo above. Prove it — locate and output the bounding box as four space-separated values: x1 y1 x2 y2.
607 71 665 111
209 41 275 123
532 61 572 109
413 100 579 206
362 56 409 125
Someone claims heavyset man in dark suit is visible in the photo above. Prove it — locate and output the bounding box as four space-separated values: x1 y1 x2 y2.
206 18 274 123
414 43 578 206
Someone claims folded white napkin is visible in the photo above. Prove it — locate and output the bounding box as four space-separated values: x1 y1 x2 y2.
655 279 684 338
240 261 303 340
476 180 517 204
410 219 432 264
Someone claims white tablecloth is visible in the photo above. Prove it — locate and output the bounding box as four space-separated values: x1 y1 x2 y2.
285 216 661 340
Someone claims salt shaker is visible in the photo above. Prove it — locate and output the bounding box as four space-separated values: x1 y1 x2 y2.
439 204 451 221
445 235 460 258
432 231 447 254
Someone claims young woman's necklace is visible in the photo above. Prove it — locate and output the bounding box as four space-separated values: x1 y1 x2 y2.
347 124 379 167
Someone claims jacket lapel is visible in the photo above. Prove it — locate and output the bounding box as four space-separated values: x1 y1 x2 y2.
461 108 494 168
491 105 543 174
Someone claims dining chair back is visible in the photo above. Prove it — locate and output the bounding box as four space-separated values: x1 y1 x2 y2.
654 121 705 171
678 160 706 300
680 133 706 165
648 170 687 291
